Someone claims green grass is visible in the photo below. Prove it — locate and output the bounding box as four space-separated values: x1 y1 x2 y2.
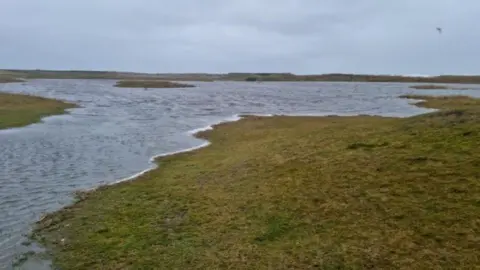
33 95 480 269
0 92 76 129
114 80 195 88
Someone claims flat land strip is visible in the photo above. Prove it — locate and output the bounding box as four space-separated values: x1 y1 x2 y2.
4 69 480 83
0 92 76 129
114 80 195 88
409 84 474 90
33 95 480 269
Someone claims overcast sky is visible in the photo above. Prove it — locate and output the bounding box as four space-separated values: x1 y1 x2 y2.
1 0 479 75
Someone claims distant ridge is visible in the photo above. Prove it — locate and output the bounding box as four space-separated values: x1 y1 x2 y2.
2 69 480 84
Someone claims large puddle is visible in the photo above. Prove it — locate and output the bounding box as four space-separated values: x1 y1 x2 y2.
1 79 479 269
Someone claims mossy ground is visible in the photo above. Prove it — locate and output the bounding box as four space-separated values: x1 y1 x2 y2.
0 92 76 129
33 95 480 269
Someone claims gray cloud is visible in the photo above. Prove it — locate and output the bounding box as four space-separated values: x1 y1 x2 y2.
1 0 479 74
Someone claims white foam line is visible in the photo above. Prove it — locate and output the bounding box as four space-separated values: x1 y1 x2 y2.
109 141 212 186
186 126 213 135
186 115 244 135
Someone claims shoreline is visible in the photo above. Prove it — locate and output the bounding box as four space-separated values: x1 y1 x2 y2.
84 97 427 192
0 92 437 269
60 95 436 198
32 96 478 266
10 93 432 268
99 115 243 189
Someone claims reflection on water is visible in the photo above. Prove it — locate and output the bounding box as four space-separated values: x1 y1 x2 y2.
1 79 479 269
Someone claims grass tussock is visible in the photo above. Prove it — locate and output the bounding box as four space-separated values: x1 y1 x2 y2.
0 92 76 129
115 80 195 88
33 95 480 269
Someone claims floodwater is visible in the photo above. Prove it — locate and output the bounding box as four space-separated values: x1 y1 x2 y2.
1 79 479 269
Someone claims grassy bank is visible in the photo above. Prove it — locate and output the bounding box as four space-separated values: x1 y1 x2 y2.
0 92 76 129
0 70 24 82
33 95 480 269
0 77 24 83
114 80 195 88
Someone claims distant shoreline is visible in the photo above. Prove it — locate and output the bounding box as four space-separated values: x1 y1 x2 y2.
2 69 480 84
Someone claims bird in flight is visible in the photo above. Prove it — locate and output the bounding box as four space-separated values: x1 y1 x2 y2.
436 27 442 34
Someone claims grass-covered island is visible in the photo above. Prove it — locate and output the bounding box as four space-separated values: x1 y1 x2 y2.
114 80 195 88
409 84 473 90
0 92 76 129
33 95 480 269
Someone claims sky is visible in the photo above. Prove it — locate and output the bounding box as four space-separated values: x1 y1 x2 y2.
1 0 479 75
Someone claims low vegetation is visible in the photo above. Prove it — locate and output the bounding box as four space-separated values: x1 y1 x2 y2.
410 84 449 89
114 80 195 88
234 73 480 83
409 84 473 90
32 94 480 269
0 76 24 83
0 92 76 129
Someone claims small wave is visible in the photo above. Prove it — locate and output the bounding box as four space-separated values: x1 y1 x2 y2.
187 126 213 135
187 114 242 135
